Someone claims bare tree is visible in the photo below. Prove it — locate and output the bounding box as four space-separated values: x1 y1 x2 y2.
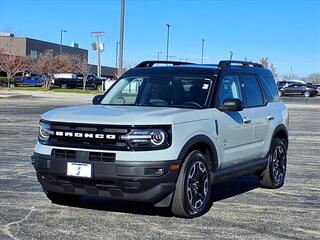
308 73 320 84
0 50 28 87
34 50 80 89
77 60 90 90
260 57 278 77
34 50 56 89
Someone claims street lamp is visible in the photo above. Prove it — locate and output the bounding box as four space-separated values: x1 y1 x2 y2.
157 51 162 61
201 39 205 64
115 42 120 68
166 24 170 61
119 0 125 76
60 30 67 55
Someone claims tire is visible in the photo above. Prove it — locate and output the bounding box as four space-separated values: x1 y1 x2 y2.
259 138 287 189
304 91 310 98
96 84 102 91
45 192 80 205
61 84 68 89
171 150 212 218
279 90 284 97
9 83 15 88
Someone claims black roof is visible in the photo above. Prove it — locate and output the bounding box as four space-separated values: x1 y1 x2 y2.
122 60 273 78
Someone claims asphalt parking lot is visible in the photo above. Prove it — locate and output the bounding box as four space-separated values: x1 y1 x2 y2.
0 91 319 240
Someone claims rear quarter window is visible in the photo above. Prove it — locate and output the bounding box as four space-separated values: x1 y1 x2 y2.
260 76 280 102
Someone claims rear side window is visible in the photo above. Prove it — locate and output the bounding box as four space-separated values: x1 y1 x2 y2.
240 75 264 107
260 76 280 102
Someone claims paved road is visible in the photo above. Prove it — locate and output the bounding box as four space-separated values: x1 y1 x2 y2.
0 93 319 240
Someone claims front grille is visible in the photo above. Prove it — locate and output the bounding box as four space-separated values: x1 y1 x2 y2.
48 122 130 151
89 152 116 162
52 149 116 162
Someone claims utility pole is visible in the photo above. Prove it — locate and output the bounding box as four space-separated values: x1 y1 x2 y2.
157 51 162 61
115 42 120 69
91 31 104 77
201 39 205 64
166 24 170 61
60 30 67 55
119 0 125 76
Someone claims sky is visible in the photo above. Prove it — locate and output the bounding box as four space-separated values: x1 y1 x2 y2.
0 0 319 76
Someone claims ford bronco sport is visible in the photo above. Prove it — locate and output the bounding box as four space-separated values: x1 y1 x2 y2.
32 60 289 218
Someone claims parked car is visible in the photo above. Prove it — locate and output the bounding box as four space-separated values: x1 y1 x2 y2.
15 75 44 87
52 73 105 90
307 83 320 95
32 60 289 218
279 83 318 97
51 73 78 89
276 80 306 90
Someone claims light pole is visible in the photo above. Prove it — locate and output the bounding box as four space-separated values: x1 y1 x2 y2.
60 30 67 55
157 51 162 61
201 39 205 64
119 0 125 76
115 42 120 69
166 24 170 61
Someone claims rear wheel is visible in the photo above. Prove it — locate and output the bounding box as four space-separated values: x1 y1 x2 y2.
171 150 212 218
259 138 287 188
96 84 103 91
9 83 15 88
279 90 284 97
61 84 68 89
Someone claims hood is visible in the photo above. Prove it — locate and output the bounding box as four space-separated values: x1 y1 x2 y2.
41 105 211 125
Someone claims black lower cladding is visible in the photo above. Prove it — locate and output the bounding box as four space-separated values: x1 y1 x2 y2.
32 151 180 203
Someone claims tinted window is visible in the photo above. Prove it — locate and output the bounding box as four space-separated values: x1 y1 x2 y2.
260 76 280 102
101 76 213 108
240 75 264 107
217 75 242 106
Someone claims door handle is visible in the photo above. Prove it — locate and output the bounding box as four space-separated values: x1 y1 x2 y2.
266 114 274 120
243 117 251 124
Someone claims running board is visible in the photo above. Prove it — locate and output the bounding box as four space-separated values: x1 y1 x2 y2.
213 158 268 184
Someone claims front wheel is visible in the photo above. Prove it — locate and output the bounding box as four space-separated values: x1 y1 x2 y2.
171 150 212 218
259 138 287 189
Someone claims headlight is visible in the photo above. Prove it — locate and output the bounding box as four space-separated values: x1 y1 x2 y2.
39 121 53 142
121 128 171 150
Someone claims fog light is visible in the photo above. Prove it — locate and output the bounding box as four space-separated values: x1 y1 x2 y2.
145 168 164 176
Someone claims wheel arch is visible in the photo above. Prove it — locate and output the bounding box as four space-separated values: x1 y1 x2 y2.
177 135 219 172
271 124 288 150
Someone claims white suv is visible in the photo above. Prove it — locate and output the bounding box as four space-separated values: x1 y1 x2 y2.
32 60 289 218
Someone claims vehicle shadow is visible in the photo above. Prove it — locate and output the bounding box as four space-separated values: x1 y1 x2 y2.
57 174 260 217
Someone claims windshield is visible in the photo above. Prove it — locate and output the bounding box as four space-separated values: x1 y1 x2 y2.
100 75 214 108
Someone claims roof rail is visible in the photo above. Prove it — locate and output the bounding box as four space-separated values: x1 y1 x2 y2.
135 60 193 68
218 60 264 68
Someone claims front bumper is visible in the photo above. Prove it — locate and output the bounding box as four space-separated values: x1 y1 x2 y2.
32 152 180 205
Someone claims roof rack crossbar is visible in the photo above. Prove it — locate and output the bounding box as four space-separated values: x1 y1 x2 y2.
135 60 193 68
218 60 264 68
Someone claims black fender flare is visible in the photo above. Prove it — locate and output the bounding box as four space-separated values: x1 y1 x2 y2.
270 124 288 149
177 134 219 171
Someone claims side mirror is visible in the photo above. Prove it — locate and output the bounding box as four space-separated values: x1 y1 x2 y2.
92 94 103 105
219 98 243 112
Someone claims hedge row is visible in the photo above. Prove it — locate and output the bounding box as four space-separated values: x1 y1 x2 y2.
0 77 10 82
